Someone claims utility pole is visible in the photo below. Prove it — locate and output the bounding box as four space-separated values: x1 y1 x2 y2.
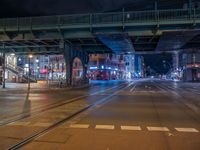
28 56 30 90
2 43 6 89
28 54 33 90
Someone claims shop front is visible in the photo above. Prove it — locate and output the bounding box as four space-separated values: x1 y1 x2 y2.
183 64 200 82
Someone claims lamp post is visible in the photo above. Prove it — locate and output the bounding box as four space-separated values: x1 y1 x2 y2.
2 43 6 89
28 54 33 90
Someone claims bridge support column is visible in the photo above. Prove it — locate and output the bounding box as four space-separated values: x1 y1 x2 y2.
63 44 89 87
63 45 73 86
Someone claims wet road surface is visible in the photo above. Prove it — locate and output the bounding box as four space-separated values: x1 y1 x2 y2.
0 79 200 150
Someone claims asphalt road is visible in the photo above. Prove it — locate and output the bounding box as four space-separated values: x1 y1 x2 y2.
0 79 200 150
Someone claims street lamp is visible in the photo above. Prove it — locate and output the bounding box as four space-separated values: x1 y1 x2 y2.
28 54 33 90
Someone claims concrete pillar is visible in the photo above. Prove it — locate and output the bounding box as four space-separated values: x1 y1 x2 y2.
63 45 73 86
63 42 89 86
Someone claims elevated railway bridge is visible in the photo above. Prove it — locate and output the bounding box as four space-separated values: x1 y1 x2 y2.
0 8 200 85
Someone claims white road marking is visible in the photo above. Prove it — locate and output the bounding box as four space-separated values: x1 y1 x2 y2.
69 124 89 129
95 125 115 130
130 84 137 92
147 126 169 132
8 122 30 126
175 128 199 133
121 126 141 131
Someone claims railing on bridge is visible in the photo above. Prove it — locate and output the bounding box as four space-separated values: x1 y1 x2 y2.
0 8 199 31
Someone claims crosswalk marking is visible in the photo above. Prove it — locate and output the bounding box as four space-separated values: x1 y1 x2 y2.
121 126 141 131
147 126 169 132
175 128 199 133
6 121 199 134
95 125 115 130
8 122 30 126
69 124 89 129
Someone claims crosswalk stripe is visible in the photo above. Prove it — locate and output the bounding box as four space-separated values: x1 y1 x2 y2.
121 126 141 131
175 128 199 133
95 125 114 130
7 120 200 134
69 124 89 129
8 122 30 126
147 126 169 132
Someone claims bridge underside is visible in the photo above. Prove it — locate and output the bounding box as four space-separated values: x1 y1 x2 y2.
0 8 200 55
156 30 200 51
96 33 135 54
0 31 200 55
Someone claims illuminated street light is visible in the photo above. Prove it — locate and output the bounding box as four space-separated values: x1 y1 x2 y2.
29 54 33 59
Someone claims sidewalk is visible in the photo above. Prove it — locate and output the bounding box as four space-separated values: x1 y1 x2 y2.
0 81 90 91
0 82 48 91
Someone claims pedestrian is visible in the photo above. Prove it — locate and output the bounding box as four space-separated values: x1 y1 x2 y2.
58 75 62 88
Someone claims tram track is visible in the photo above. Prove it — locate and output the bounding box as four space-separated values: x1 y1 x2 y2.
0 82 128 127
153 82 200 123
7 82 133 150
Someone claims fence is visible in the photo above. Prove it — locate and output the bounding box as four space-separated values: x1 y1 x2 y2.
0 8 199 31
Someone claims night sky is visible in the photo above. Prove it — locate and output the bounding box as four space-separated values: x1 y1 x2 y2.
0 0 190 18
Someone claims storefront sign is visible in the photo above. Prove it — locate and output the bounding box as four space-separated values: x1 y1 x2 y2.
41 69 47 74
186 64 200 68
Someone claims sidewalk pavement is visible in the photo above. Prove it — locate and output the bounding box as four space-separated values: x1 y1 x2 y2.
0 81 89 91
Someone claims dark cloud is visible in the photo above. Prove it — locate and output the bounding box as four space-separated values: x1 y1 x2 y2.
0 0 190 18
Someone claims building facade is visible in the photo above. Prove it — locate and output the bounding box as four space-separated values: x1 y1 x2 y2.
88 54 126 80
1 52 145 83
134 55 144 78
124 55 135 79
181 52 200 82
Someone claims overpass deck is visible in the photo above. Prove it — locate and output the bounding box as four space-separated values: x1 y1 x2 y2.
0 8 200 54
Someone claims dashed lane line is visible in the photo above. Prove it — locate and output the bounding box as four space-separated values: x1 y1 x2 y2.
147 126 170 132
121 126 141 131
95 125 115 130
6 122 200 133
69 124 90 129
175 128 199 133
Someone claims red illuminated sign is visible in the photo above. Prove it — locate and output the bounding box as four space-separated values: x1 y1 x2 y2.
41 69 47 74
186 64 200 68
